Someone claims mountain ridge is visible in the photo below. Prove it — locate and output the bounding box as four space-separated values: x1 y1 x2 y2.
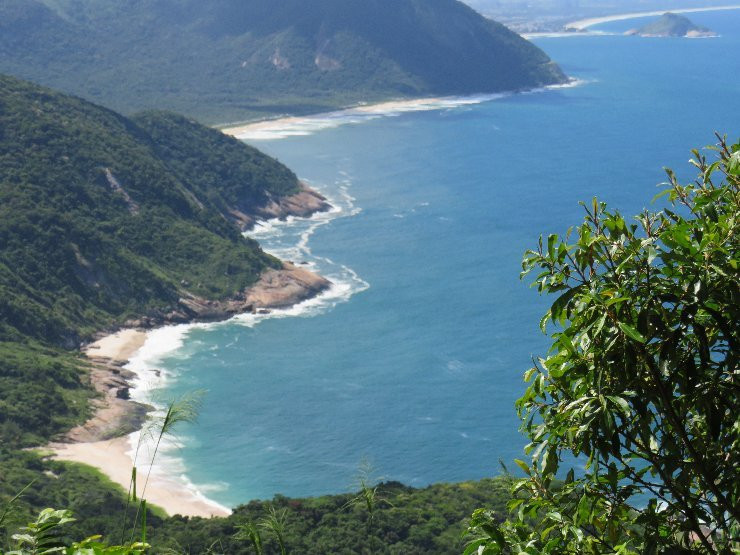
0 0 567 123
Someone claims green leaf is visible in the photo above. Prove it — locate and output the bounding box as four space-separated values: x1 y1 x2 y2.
728 150 740 176
514 459 531 476
618 322 646 343
463 538 486 555
607 395 631 416
550 285 583 323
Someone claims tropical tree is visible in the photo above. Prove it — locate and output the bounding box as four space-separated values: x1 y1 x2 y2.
467 136 739 554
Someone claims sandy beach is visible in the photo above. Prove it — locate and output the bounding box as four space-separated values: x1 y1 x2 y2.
50 437 230 518
48 241 331 517
49 329 230 517
565 5 740 31
219 95 499 140
220 97 442 137
85 329 148 362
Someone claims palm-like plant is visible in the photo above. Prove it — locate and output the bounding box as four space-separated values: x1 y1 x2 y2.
124 392 203 544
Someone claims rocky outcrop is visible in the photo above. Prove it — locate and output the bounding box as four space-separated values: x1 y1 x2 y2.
123 262 331 329
244 263 330 308
103 168 139 215
229 182 331 231
64 361 150 443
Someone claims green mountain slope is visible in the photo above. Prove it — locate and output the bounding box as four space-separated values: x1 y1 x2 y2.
0 74 305 446
0 0 567 123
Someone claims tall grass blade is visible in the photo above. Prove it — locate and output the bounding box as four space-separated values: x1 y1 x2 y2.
129 391 203 543
140 499 147 544
0 480 35 529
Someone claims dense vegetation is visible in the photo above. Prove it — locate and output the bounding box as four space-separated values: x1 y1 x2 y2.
152 478 511 554
0 0 567 123
1 471 513 553
1 25 734 552
468 138 739 553
0 73 304 448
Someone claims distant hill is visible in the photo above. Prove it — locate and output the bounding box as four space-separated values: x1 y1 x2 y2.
0 0 567 123
626 13 718 37
0 74 322 446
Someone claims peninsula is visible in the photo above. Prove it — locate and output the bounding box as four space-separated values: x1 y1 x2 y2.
625 12 718 37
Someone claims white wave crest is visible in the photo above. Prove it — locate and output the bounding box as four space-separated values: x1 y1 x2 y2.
122 177 367 510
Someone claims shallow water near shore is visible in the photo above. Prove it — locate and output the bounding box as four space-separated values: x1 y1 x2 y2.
130 10 740 508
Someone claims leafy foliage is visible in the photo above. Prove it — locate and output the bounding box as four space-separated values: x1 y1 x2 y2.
0 450 165 550
2 475 513 554
0 341 90 448
151 478 513 554
0 0 567 123
467 137 740 553
5 508 150 554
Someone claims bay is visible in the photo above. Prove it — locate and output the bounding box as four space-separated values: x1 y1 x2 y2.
133 10 740 508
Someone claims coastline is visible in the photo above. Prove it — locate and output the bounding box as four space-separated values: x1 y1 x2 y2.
228 181 331 231
50 436 229 519
564 5 740 31
48 193 333 518
219 96 452 138
220 82 581 141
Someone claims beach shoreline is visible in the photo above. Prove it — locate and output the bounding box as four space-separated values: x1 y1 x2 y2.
48 195 333 518
220 81 582 141
219 96 449 137
564 5 740 31
49 436 231 519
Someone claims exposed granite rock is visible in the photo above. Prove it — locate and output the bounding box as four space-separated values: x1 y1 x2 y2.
64 362 150 443
229 182 332 231
121 262 331 329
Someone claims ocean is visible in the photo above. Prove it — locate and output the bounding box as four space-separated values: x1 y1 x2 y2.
126 9 740 510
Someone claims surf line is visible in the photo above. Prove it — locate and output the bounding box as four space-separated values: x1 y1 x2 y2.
51 177 368 515
219 81 587 141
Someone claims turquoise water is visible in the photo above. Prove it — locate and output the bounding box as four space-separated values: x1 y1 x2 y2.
132 10 740 508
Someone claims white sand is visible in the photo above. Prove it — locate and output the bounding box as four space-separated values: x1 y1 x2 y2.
566 5 740 30
219 96 472 139
50 438 230 518
85 329 148 362
51 327 232 518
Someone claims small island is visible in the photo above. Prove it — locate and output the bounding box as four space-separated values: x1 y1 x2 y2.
625 12 718 38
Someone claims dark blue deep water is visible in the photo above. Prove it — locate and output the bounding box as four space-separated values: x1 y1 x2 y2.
130 10 740 508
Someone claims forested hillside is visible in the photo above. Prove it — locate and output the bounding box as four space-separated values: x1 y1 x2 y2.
0 0 567 122
1 469 512 554
0 74 306 448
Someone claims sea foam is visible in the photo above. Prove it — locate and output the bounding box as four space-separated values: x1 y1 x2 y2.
227 84 585 141
121 177 367 511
